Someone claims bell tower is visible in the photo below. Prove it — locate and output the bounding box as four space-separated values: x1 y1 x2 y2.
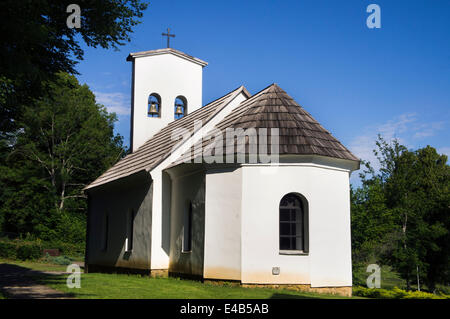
127 48 208 152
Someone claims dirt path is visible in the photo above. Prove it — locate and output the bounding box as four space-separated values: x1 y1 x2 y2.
0 263 74 299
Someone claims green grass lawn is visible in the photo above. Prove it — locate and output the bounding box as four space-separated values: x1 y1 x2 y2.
0 259 357 299
0 258 70 272
34 273 356 299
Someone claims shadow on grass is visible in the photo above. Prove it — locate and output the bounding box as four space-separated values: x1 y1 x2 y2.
0 263 94 299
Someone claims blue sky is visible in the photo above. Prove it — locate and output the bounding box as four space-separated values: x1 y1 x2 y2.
75 0 450 183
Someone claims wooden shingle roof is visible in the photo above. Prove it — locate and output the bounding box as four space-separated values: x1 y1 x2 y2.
85 86 249 190
175 84 359 164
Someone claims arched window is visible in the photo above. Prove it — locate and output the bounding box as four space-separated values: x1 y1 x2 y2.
148 93 161 118
174 95 187 120
279 193 308 253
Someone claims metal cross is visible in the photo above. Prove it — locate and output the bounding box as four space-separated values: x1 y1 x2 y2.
162 28 175 48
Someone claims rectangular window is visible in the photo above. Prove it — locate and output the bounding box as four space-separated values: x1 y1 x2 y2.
101 213 109 251
279 207 304 251
182 203 192 252
126 210 135 252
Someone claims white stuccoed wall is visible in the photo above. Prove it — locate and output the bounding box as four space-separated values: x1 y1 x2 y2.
204 167 242 280
148 91 249 270
131 53 204 151
240 163 353 287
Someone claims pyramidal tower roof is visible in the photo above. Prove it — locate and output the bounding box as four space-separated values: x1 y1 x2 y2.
177 83 359 163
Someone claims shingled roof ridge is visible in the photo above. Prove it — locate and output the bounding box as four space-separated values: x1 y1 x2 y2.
234 83 277 108
274 87 357 157
229 83 296 127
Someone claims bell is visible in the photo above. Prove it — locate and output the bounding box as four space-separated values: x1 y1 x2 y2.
148 102 158 116
175 104 184 116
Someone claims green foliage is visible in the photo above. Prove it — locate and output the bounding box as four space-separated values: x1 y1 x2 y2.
0 239 42 260
46 241 85 258
0 0 148 134
352 136 450 291
0 73 124 245
353 286 449 299
351 177 396 264
353 264 408 290
16 244 42 261
0 0 141 261
0 241 17 259
0 237 84 261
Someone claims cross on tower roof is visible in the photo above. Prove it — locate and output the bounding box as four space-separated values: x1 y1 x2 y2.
162 28 175 48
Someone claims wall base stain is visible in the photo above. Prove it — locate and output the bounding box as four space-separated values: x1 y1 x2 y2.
241 283 352 297
150 269 169 278
203 266 241 281
86 264 150 276
204 279 241 287
169 271 203 281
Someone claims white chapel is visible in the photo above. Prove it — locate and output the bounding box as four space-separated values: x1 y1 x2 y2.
84 47 360 296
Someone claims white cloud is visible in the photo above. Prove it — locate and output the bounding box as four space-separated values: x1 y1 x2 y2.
349 113 416 170
94 91 130 116
348 113 447 185
350 113 447 164
377 113 417 140
413 121 445 139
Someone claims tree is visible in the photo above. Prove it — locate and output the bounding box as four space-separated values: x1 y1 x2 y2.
0 73 125 243
408 146 449 291
0 0 148 134
352 136 449 291
351 173 395 265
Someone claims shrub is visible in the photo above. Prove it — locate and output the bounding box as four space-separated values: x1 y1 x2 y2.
0 240 17 259
353 286 449 299
44 254 74 265
0 238 84 261
45 241 85 258
16 243 42 260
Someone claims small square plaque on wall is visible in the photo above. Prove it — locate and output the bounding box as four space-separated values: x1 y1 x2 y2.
272 267 280 275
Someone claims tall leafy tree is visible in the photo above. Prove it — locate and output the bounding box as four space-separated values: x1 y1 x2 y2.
0 73 125 243
0 0 148 134
351 173 395 264
352 136 449 291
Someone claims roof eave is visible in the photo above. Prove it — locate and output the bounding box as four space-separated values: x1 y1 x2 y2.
84 169 150 193
126 48 208 67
